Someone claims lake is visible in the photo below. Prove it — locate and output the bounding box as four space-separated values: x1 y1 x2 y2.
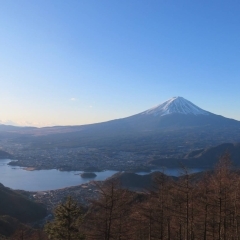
0 159 203 191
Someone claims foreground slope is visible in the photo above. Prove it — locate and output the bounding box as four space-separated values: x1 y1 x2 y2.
0 183 47 223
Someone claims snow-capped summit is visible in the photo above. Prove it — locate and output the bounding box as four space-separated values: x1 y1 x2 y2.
141 97 210 116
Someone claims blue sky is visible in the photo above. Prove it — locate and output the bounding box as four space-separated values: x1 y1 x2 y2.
0 0 240 126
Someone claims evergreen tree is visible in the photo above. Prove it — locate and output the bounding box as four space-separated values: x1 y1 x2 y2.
44 196 85 240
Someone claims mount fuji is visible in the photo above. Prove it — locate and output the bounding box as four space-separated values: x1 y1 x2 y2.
0 96 239 173
1 96 239 134
112 96 240 131
140 96 210 116
1 96 240 155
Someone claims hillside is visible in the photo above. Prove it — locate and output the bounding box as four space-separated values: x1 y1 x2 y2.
0 215 31 238
150 143 240 168
106 171 177 191
0 183 47 223
0 150 12 159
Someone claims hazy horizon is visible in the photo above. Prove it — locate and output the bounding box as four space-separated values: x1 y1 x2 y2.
1 1 240 127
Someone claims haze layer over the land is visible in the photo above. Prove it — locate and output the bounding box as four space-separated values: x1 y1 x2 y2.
1 1 240 126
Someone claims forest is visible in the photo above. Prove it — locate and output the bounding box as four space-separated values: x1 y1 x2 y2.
7 154 240 240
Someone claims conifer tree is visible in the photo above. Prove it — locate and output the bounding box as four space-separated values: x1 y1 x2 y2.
44 196 85 240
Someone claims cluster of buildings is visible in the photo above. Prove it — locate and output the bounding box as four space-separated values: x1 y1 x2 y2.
31 181 100 212
2 141 151 171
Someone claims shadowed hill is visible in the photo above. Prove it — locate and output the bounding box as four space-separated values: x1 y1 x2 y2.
0 215 30 238
150 143 240 168
106 171 177 191
0 183 47 223
0 215 48 239
0 150 12 159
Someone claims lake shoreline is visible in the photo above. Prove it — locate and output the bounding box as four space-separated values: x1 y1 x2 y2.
6 159 210 173
0 159 205 191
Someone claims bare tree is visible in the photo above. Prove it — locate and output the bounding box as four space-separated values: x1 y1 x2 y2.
85 180 134 240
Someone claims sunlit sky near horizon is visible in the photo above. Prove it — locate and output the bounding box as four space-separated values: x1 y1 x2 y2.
1 1 240 127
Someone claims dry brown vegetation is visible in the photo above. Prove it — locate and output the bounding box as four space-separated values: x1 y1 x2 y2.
10 154 240 240
81 154 240 240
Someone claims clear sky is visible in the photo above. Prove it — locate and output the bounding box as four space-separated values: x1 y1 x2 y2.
0 0 240 127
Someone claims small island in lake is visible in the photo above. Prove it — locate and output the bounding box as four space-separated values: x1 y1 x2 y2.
80 172 97 178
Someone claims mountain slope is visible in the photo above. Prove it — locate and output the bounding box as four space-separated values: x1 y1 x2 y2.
1 97 240 155
1 96 240 135
150 143 240 168
0 150 12 159
121 97 240 130
0 183 47 223
106 171 176 191
140 96 210 116
69 96 240 133
19 97 239 154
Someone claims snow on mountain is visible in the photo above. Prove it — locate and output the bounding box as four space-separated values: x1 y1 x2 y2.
141 97 210 116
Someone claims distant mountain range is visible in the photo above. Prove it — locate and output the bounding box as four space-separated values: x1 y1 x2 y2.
1 96 240 133
1 97 240 153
